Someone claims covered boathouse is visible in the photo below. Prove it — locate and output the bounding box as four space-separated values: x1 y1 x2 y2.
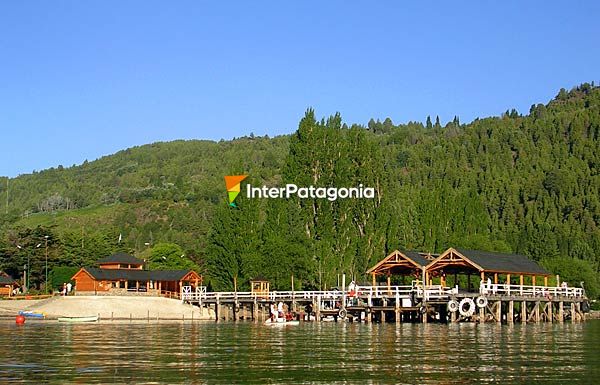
71 252 202 296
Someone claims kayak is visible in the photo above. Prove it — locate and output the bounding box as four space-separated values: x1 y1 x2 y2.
18 310 45 319
57 316 99 323
264 318 300 326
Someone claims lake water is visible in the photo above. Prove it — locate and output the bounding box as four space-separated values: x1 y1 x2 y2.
1 320 599 384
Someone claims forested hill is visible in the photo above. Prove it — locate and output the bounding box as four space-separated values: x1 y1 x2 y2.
1 83 599 296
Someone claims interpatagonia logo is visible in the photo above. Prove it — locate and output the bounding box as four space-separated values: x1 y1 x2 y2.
224 174 376 207
224 175 248 207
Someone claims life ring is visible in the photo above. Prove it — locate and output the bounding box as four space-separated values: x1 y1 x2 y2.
459 298 476 317
338 308 347 318
447 300 459 312
476 296 488 308
419 306 428 315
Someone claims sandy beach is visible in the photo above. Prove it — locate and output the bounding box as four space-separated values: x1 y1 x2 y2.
0 296 214 320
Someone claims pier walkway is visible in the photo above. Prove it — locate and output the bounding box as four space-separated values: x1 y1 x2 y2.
181 283 587 324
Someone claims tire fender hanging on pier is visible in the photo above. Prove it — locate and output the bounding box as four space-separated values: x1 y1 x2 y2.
338 308 347 319
459 298 476 317
475 296 488 308
447 300 459 312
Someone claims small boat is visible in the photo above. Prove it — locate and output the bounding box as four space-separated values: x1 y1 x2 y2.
18 310 45 319
264 318 300 326
57 316 99 323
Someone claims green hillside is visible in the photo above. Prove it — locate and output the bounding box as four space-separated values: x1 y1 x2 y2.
1 83 599 296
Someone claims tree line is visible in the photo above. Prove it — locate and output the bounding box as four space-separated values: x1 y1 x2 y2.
0 83 598 297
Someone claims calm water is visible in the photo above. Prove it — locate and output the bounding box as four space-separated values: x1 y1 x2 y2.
1 320 599 384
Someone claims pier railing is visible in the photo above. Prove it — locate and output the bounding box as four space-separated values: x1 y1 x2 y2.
480 283 584 298
181 283 585 304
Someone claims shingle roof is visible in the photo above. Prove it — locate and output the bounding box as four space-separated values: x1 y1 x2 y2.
403 251 433 267
97 252 144 265
83 268 194 281
455 249 550 275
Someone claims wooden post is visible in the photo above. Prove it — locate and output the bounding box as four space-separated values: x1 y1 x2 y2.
506 274 511 285
571 302 576 323
316 295 321 322
535 301 540 323
508 301 514 324
386 275 391 295
519 275 524 286
480 271 485 281
544 276 548 287
215 297 220 322
532 275 536 286
494 273 498 284
521 301 527 324
372 273 376 287
479 304 485 324
548 301 553 323
558 301 564 323
496 301 501 323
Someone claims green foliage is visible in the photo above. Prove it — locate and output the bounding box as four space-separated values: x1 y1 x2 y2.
541 256 599 299
49 266 78 291
147 242 198 271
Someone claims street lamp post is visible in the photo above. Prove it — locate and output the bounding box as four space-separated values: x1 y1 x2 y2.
17 243 42 293
44 236 49 294
16 245 28 292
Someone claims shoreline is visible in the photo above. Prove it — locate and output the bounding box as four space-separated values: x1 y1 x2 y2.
0 295 214 320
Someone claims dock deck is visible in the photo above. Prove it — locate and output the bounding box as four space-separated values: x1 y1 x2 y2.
181 283 587 323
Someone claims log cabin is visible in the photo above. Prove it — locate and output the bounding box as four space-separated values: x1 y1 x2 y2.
71 252 202 296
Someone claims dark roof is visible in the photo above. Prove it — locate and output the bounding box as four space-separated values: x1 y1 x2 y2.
251 275 269 282
82 268 195 281
456 249 550 275
97 253 144 265
0 276 17 285
403 251 433 267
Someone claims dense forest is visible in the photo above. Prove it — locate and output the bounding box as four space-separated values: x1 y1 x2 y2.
1 83 599 297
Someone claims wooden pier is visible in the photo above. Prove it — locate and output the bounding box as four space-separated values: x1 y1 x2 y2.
181 282 588 324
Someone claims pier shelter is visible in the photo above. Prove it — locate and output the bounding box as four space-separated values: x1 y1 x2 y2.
425 248 551 288
71 253 202 296
366 250 435 288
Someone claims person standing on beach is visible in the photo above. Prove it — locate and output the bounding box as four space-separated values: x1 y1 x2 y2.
66 282 72 295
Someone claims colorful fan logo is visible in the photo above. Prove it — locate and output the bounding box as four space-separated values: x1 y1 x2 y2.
224 175 248 207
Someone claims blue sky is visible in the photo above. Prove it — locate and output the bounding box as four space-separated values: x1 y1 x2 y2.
1 1 598 177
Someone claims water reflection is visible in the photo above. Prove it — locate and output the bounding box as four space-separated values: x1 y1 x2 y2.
0 320 598 384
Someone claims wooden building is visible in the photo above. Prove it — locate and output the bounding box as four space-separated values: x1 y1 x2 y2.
71 253 202 296
425 248 551 287
0 273 19 297
366 250 436 286
366 248 551 290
